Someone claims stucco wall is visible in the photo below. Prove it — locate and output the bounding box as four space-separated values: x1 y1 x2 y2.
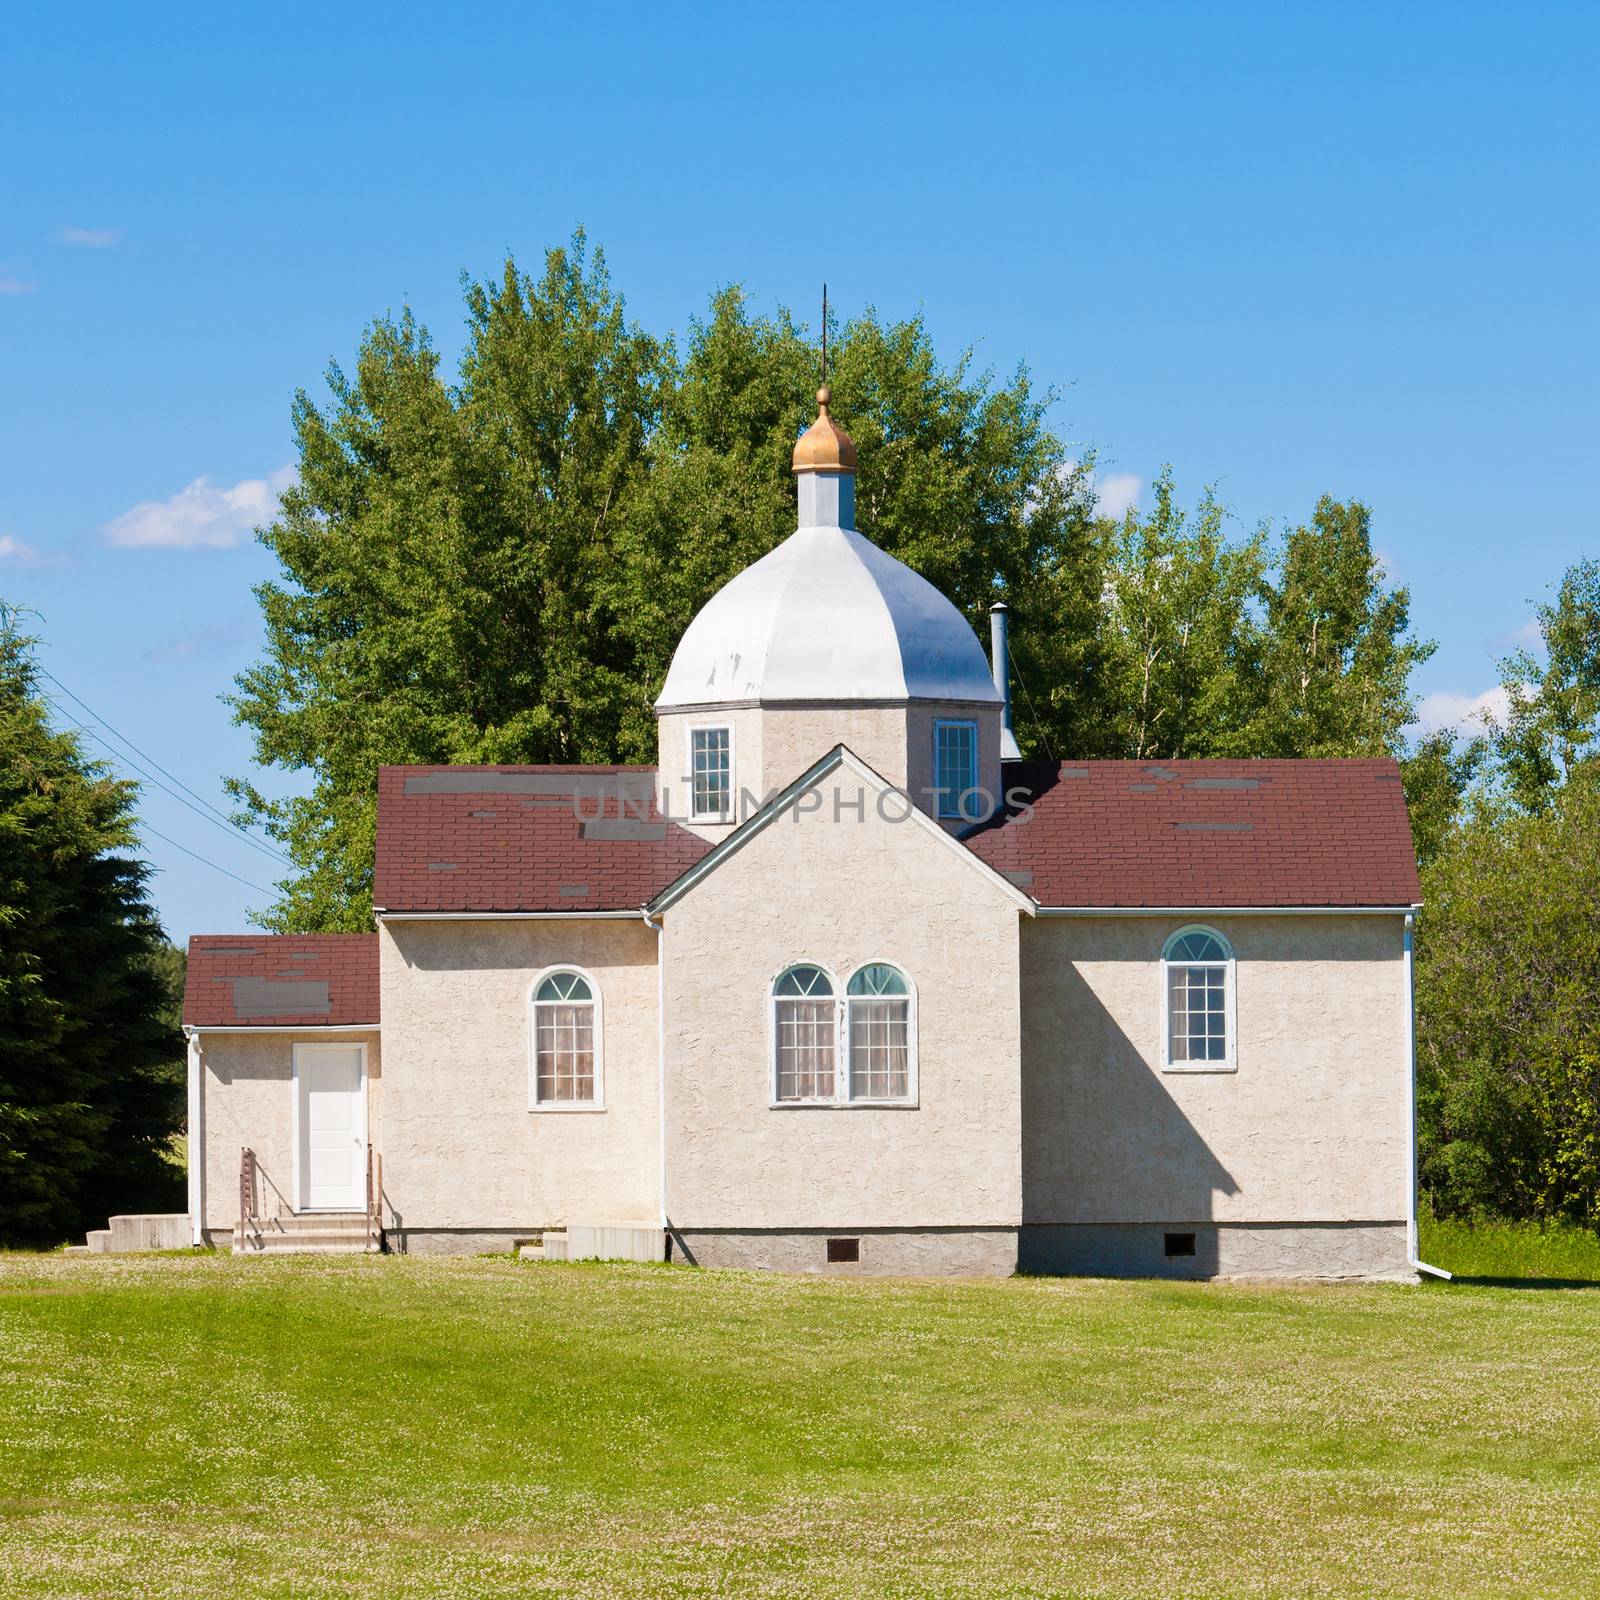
378 917 660 1233
199 1029 381 1231
1020 915 1408 1226
662 768 1025 1230
759 706 911 800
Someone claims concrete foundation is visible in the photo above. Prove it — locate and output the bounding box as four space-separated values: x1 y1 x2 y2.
386 1229 539 1256
1018 1221 1412 1280
670 1227 1019 1277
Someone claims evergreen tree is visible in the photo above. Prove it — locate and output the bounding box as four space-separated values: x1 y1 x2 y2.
0 605 183 1243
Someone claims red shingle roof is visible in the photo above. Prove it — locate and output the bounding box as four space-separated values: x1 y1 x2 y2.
963 759 1421 908
373 765 712 914
184 934 380 1027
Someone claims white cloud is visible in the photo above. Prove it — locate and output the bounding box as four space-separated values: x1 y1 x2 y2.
61 226 121 247
143 617 257 665
0 277 36 294
102 465 296 550
1059 460 1144 522
1490 617 1543 654
0 533 42 564
1415 685 1510 736
1094 472 1143 521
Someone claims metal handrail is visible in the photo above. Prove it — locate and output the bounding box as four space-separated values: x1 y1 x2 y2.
238 1146 257 1249
366 1147 383 1252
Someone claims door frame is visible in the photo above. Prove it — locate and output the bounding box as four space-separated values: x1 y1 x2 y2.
291 1041 369 1213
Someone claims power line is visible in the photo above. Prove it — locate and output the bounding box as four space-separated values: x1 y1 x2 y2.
138 824 274 896
1008 649 1057 763
39 693 277 896
38 670 296 867
42 694 295 871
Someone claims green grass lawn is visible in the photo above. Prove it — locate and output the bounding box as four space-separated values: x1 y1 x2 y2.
3 1253 1599 1598
1420 1211 1600 1283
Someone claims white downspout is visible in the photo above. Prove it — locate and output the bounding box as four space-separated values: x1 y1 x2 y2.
185 1027 204 1247
642 908 668 1244
1404 913 1451 1280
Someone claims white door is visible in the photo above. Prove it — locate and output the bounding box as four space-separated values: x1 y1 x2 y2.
296 1045 366 1210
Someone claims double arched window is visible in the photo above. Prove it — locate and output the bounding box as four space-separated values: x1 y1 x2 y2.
1161 927 1235 1070
530 967 603 1108
771 961 916 1105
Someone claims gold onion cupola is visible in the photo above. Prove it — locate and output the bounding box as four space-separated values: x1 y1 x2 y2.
791 385 858 533
791 384 858 475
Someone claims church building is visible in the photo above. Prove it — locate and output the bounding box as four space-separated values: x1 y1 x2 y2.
183 388 1426 1279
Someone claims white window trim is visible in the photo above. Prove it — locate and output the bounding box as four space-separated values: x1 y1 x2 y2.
1159 924 1238 1073
767 959 919 1109
686 721 736 823
844 958 919 1107
290 1041 369 1213
528 964 606 1112
932 717 980 821
768 960 842 1108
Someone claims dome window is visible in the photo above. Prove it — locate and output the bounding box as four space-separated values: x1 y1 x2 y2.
933 719 980 820
689 725 733 822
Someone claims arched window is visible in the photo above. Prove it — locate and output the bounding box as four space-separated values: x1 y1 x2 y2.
772 964 837 1103
531 968 602 1107
846 963 914 1102
1161 927 1235 1070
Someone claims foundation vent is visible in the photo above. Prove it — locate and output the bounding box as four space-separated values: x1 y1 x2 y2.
826 1237 860 1264
1163 1232 1197 1258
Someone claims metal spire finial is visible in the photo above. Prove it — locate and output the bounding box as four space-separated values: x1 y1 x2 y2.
820 282 828 390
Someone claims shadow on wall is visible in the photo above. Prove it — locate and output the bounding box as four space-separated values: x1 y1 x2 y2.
1019 956 1238 1279
208 1050 294 1221
388 917 654 975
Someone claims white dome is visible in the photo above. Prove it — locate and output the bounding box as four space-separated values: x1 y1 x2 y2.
656 523 1003 710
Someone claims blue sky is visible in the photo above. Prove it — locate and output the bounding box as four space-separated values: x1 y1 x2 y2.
3 1 1596 943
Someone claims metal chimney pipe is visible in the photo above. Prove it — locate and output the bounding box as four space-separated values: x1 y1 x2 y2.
989 601 1021 760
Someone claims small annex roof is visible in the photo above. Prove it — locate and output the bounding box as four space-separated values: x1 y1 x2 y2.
373 765 712 914
962 758 1422 909
648 744 1036 916
184 934 379 1028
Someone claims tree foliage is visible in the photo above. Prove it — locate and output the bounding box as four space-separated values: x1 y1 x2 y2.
0 605 184 1243
1412 554 1600 1223
1418 773 1600 1224
1491 557 1600 812
233 233 1436 929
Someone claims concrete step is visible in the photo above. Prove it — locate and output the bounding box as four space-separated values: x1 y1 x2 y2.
234 1238 379 1256
85 1229 113 1254
566 1222 664 1264
256 1213 368 1233
518 1229 568 1262
234 1217 379 1256
107 1213 190 1251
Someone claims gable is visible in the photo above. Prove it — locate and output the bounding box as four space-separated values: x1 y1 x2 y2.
649 745 1035 916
